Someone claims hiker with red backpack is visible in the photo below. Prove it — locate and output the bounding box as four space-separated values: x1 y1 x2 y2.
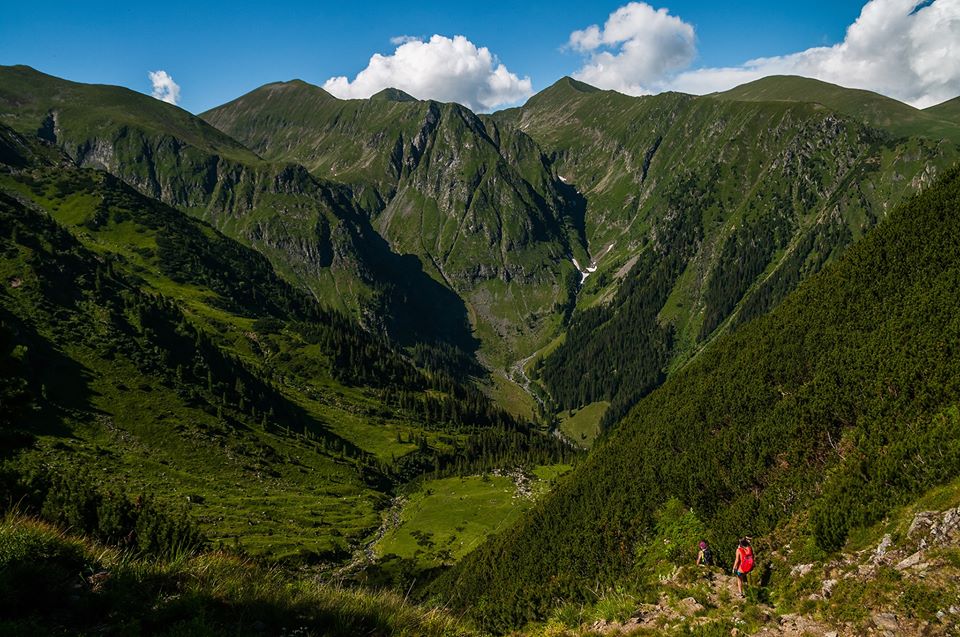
731 537 754 597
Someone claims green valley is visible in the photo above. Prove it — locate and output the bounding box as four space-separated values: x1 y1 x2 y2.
496 75 959 428
201 79 588 367
1 56 960 637
0 122 574 568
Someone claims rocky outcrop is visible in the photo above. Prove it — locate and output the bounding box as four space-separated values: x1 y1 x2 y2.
583 567 843 637
907 507 960 548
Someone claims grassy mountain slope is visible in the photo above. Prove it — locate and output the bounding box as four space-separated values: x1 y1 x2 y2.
0 65 260 164
436 164 960 632
0 127 386 559
0 124 574 567
0 66 477 354
200 80 417 192
202 80 587 365
925 95 960 124
1 513 476 636
500 76 958 427
716 75 960 143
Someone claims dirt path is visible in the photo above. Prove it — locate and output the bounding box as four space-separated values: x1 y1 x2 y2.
588 570 843 636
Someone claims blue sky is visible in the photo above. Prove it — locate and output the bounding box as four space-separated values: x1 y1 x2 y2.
2 1 957 112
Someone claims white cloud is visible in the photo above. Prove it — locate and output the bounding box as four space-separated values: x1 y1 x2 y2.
323 34 533 112
570 0 960 108
568 2 696 95
390 35 420 45
148 70 181 105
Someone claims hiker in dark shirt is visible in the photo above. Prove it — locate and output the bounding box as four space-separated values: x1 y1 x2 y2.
696 540 713 566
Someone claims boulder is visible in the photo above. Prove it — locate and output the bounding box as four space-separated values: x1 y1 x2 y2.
821 578 838 598
872 534 893 563
791 563 813 576
931 507 960 545
895 550 924 571
871 612 899 632
676 597 704 617
908 511 939 539
778 613 798 625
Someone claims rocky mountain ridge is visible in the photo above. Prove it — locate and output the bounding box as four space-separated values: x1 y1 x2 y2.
4 64 960 426
203 79 589 365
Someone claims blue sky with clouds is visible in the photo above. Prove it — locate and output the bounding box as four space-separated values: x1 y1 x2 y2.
2 1 957 112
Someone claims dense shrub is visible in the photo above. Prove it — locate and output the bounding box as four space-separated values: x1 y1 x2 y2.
437 167 960 632
11 467 205 557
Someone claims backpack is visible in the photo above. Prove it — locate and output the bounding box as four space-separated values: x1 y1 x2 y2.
738 546 754 573
701 547 713 565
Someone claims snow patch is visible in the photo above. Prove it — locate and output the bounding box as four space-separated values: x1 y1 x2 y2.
572 243 614 285
572 258 599 284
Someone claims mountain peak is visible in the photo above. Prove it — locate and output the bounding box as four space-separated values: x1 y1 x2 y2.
370 87 418 102
259 79 336 98
200 79 338 120
550 76 601 94
519 76 602 109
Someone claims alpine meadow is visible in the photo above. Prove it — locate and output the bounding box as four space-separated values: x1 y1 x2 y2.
2 1 960 635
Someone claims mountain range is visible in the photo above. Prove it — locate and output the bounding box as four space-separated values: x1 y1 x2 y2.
2 63 960 636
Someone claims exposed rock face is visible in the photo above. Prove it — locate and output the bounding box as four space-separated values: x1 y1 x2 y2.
872 534 894 563
908 507 960 549
203 81 589 362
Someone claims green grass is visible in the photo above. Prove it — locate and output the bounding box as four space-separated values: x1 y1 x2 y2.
1 151 577 576
25 352 384 561
531 465 573 482
0 166 395 560
1 141 575 567
375 466 572 572
376 474 529 567
715 74 960 144
926 96 960 124
0 513 476 636
558 402 609 448
488 370 537 421
0 65 260 164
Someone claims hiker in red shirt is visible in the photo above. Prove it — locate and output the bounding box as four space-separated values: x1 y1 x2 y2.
731 537 754 597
